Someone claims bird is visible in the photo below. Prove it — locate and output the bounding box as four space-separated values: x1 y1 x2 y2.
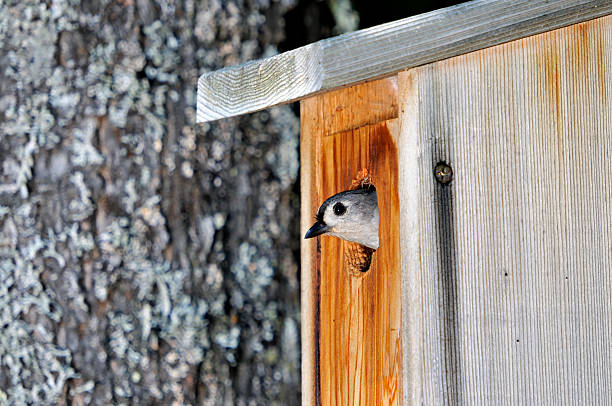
304 184 379 250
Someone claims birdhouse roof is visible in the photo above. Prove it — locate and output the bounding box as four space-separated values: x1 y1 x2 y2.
197 0 612 123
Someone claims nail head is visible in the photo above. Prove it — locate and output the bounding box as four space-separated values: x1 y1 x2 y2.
434 162 453 184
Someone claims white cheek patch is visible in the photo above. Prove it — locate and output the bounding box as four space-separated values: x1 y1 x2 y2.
323 204 348 228
322 210 334 227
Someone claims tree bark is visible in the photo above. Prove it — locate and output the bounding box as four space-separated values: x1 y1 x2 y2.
0 0 300 404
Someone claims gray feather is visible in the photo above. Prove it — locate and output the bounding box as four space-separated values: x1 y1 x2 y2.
310 185 379 249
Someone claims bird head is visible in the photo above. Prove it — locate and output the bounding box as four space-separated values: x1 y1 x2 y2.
304 185 379 250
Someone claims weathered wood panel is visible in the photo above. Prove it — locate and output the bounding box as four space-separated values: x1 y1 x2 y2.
399 15 612 405
300 78 401 405
198 0 612 122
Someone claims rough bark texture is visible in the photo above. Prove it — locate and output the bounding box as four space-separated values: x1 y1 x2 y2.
0 0 300 404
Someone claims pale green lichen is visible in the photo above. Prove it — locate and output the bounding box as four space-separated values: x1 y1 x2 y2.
0 0 301 403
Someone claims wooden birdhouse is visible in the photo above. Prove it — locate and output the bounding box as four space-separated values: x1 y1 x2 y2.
197 1 612 404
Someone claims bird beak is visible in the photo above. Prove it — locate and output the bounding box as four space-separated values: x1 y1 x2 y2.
304 221 330 239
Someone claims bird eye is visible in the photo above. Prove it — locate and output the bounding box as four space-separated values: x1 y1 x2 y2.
333 202 346 216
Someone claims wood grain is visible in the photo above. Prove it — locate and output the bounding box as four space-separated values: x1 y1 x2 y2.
398 15 612 405
198 0 612 122
300 89 321 406
301 78 401 405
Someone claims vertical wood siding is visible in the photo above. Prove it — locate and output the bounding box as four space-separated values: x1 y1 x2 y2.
301 78 402 405
399 15 612 405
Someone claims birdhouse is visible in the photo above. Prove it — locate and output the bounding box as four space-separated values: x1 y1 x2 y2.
198 1 612 404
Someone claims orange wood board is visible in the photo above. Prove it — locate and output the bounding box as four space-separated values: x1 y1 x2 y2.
300 77 402 405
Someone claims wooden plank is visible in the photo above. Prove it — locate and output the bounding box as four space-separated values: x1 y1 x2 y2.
300 88 320 406
398 15 612 405
197 0 612 123
300 77 401 405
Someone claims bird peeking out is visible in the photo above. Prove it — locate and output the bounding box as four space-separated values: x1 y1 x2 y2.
304 184 379 250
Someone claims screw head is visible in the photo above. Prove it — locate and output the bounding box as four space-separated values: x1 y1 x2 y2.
434 162 453 184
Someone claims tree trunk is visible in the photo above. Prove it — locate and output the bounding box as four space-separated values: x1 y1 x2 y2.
0 0 300 404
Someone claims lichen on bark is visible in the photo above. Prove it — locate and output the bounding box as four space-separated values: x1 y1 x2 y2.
0 0 300 404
